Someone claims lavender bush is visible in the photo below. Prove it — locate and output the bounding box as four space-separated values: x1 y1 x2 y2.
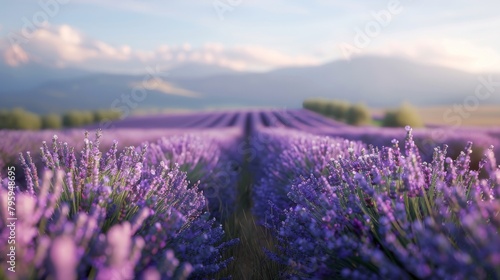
0 131 238 279
253 110 500 166
1 110 499 279
0 128 221 174
250 128 365 224
268 127 500 279
313 125 500 167
145 130 242 220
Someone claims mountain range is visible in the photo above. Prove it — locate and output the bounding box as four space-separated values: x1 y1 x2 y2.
1 56 499 114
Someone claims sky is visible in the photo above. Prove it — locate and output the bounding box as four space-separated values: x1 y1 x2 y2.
1 0 500 73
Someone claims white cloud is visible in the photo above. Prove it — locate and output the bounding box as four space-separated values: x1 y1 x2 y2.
0 24 321 72
3 24 498 75
0 25 132 68
221 45 320 70
3 44 29 66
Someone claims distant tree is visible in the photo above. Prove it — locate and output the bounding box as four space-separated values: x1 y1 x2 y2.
42 114 63 129
0 108 122 130
63 110 99 127
0 108 41 130
382 111 397 127
0 110 9 129
63 111 85 127
382 103 424 128
304 99 374 125
304 99 351 121
81 111 95 126
325 100 350 121
303 100 315 111
345 104 372 126
303 99 327 114
93 110 122 123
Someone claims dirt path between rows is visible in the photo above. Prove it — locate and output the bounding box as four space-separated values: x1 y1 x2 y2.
217 113 283 280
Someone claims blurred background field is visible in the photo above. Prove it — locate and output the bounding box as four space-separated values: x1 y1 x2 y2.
369 105 500 127
416 105 500 126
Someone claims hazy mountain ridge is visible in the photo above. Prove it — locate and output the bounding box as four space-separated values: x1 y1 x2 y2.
1 56 499 114
0 62 90 92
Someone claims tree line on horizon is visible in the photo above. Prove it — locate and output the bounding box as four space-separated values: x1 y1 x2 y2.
0 108 122 130
303 99 424 127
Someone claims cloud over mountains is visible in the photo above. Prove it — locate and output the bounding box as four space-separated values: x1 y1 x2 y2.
0 24 320 73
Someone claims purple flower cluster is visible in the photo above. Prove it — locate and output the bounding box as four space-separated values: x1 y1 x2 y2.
0 131 238 279
145 130 243 220
0 128 219 173
265 127 500 279
316 125 500 167
250 128 365 224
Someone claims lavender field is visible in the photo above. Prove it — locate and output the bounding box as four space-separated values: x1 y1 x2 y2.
1 109 500 279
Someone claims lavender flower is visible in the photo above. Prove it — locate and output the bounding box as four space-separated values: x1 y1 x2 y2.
266 127 500 279
250 128 365 224
0 131 237 279
144 131 241 220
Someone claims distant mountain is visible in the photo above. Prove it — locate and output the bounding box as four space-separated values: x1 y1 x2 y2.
1 56 499 114
167 62 237 79
0 74 207 114
0 62 90 92
172 56 500 108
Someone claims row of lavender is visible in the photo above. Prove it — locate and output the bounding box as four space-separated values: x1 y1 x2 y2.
251 126 500 279
249 109 500 165
94 109 344 130
0 129 242 279
270 110 500 165
3 109 499 172
0 128 202 173
0 110 256 173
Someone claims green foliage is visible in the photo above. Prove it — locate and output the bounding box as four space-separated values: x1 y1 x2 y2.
327 100 350 121
93 109 122 123
303 99 351 121
0 108 42 130
303 99 372 126
62 111 84 127
0 108 122 130
303 99 327 114
62 111 94 127
41 114 63 129
382 103 424 128
0 110 8 127
345 104 372 126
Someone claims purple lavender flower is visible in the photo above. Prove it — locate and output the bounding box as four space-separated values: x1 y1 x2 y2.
0 130 238 279
264 127 500 279
250 128 365 224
